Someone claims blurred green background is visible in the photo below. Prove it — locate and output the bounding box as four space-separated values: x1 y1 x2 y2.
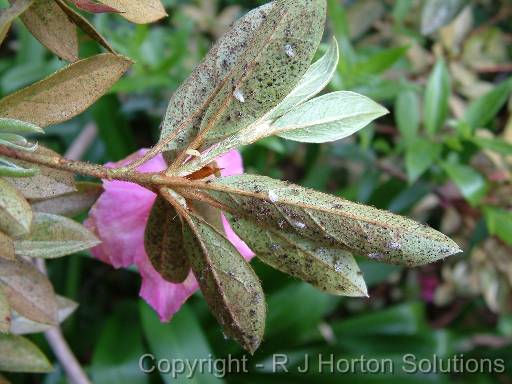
1 0 512 383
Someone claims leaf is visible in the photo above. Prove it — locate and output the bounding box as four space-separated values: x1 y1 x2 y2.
0 334 53 373
96 0 167 24
19 0 79 62
200 174 461 266
353 46 409 77
268 37 340 119
158 2 275 162
144 197 190 283
471 136 512 156
484 207 512 246
0 53 132 127
463 79 512 131
0 133 37 152
226 214 368 296
14 212 100 259
0 156 38 178
0 231 14 261
69 0 120 14
6 146 76 199
31 181 103 217
182 213 265 354
442 163 487 205
274 91 388 143
421 0 468 35
0 177 32 238
405 139 441 183
0 0 34 36
395 90 420 144
0 118 43 134
0 286 10 333
0 21 11 47
10 295 78 335
0 257 57 325
196 0 327 148
55 0 115 54
424 58 450 136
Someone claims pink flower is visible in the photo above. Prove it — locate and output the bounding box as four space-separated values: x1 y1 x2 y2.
85 149 253 321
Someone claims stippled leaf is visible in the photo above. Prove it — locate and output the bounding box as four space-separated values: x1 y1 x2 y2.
227 214 367 296
6 146 76 199
19 0 78 62
55 0 114 53
421 0 467 35
0 177 32 238
31 181 103 217
274 91 388 143
0 53 132 127
182 213 265 353
10 295 78 335
0 286 9 333
199 174 461 266
96 0 166 24
0 257 57 325
424 58 450 136
159 2 275 162
145 196 190 283
14 212 100 259
0 231 14 261
0 0 34 37
0 118 43 135
0 157 38 178
0 334 53 373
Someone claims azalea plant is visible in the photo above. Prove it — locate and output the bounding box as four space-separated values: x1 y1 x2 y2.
0 0 467 378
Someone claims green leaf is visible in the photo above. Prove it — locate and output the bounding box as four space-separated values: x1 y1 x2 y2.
182 213 265 354
0 230 14 261
421 0 467 35
471 136 512 155
19 0 79 62
0 117 44 134
10 295 78 335
463 79 512 131
424 58 450 136
14 212 100 259
144 196 190 283
226 214 368 296
405 139 441 183
0 257 57 325
395 90 420 144
0 334 53 372
484 207 512 246
0 133 37 152
31 181 103 217
0 177 32 238
140 302 224 384
353 46 409 77
269 37 339 119
197 0 326 148
96 0 167 24
442 163 487 205
0 156 38 178
201 174 461 266
0 53 132 127
158 2 275 161
0 286 10 333
0 0 34 36
5 146 76 199
274 91 388 143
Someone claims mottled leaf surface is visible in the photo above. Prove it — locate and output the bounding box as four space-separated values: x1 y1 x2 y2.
182 213 265 353
144 196 190 283
0 53 132 127
0 0 34 36
0 286 9 333
0 231 14 261
0 177 32 238
0 257 57 325
227 214 367 296
14 213 100 259
0 334 52 372
97 0 166 24
202 175 462 267
20 0 79 62
31 181 103 217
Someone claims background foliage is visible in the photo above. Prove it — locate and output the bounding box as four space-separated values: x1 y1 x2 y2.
1 0 511 382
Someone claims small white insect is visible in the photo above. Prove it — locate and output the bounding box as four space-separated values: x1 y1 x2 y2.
293 221 306 229
387 241 401 250
284 43 295 58
334 261 343 273
233 88 245 103
268 190 279 203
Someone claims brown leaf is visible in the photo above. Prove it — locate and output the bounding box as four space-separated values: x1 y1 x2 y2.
0 257 58 325
68 0 120 13
97 0 167 24
0 285 10 333
0 177 32 238
0 0 34 36
19 0 79 62
0 231 14 261
0 53 133 127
